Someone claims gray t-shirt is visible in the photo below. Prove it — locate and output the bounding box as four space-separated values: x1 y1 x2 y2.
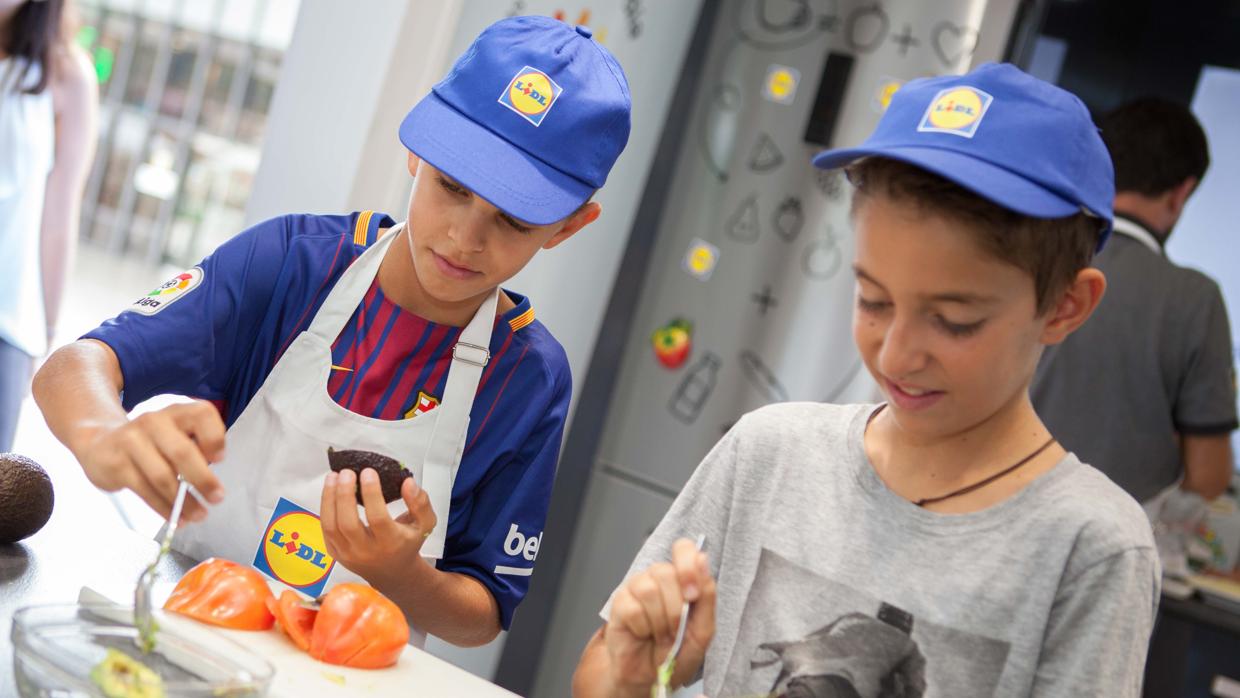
603 403 1159 698
1032 219 1239 502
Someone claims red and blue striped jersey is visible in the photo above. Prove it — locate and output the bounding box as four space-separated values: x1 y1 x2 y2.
84 211 571 629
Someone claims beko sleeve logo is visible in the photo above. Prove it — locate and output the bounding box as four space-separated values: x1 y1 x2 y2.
493 523 541 577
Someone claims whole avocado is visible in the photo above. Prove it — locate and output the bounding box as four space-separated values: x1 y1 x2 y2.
326 447 411 505
0 453 54 544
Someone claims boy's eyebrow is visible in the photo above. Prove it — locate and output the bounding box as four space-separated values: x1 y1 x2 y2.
854 265 998 305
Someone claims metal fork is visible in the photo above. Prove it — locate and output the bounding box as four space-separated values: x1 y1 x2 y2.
653 533 707 698
134 478 190 653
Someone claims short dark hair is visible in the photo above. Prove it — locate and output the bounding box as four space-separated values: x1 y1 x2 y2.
846 157 1099 316
1100 98 1209 196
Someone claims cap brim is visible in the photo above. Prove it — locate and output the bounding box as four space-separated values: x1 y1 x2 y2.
812 145 1081 220
400 92 594 226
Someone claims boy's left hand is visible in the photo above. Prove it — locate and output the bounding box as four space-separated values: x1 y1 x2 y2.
320 468 437 580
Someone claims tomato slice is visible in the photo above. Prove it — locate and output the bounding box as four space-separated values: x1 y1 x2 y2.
268 590 318 651
308 583 409 669
164 558 275 631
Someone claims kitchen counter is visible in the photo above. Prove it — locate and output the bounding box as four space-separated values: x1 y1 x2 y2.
0 500 518 697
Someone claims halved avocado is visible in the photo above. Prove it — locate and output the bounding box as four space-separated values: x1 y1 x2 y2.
90 648 164 698
326 448 411 505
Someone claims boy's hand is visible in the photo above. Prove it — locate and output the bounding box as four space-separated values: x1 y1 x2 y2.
604 538 716 692
73 401 226 523
320 468 437 580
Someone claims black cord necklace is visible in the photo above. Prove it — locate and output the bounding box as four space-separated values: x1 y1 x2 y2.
914 436 1057 507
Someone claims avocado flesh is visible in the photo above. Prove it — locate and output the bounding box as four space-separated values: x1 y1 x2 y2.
90 648 165 698
0 453 54 544
326 448 411 505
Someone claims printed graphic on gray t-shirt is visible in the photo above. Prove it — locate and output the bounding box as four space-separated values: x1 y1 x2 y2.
603 403 1159 698
736 549 1010 697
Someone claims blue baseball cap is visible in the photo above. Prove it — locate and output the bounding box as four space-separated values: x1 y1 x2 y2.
399 16 631 226
813 63 1115 249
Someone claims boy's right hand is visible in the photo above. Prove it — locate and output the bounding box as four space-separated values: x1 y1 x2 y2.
604 537 716 693
73 401 227 523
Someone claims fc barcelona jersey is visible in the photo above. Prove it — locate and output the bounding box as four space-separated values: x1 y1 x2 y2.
84 211 571 629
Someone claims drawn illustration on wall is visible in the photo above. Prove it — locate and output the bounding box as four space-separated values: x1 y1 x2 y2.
815 168 845 201
727 194 762 243
845 4 890 54
822 355 864 403
763 64 801 105
652 318 694 370
802 231 844 281
734 0 840 51
751 285 779 316
624 0 643 38
683 237 721 280
773 196 805 242
749 133 785 172
740 350 791 403
889 23 920 56
931 21 979 67
700 83 743 182
669 352 722 424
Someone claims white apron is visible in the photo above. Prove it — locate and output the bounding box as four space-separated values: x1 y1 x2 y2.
174 223 495 648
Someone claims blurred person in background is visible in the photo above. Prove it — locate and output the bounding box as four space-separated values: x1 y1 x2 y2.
1032 98 1237 577
0 0 97 451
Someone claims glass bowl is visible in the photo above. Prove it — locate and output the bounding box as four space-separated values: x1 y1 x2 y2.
12 604 274 697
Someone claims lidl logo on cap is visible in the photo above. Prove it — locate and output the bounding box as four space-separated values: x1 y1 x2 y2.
918 86 993 138
253 497 334 596
127 267 203 316
499 66 563 127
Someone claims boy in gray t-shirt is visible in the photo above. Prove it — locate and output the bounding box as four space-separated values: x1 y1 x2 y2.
573 64 1159 698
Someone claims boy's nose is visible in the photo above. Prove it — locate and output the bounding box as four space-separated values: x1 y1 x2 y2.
877 318 930 380
447 216 487 253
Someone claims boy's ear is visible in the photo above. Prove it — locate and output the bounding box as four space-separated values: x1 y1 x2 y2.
407 151 421 177
542 201 602 250
1041 267 1106 346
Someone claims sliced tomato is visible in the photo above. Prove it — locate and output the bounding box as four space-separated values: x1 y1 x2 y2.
308 583 409 669
164 557 275 631
268 590 317 651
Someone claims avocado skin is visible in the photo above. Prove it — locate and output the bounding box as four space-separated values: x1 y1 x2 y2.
326 448 411 505
0 453 54 544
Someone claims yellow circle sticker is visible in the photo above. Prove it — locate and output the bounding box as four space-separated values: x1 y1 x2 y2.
877 81 902 111
768 70 796 99
509 72 555 116
262 511 334 588
927 87 986 130
688 247 714 273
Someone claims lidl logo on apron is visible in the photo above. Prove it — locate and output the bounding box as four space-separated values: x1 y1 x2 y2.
253 497 335 596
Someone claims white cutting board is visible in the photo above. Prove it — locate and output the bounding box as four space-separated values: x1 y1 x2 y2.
79 587 518 697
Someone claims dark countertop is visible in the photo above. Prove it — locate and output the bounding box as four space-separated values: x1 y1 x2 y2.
1 503 196 695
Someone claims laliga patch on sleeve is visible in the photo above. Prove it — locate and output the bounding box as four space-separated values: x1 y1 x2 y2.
126 267 204 316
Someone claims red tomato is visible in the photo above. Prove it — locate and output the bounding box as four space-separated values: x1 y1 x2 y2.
164 558 275 631
308 583 409 669
267 590 317 652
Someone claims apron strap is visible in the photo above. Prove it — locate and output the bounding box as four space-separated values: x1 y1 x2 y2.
420 288 499 559
305 220 402 343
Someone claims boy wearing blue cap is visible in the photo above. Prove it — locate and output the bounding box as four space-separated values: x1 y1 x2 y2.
575 64 1157 697
34 17 628 647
